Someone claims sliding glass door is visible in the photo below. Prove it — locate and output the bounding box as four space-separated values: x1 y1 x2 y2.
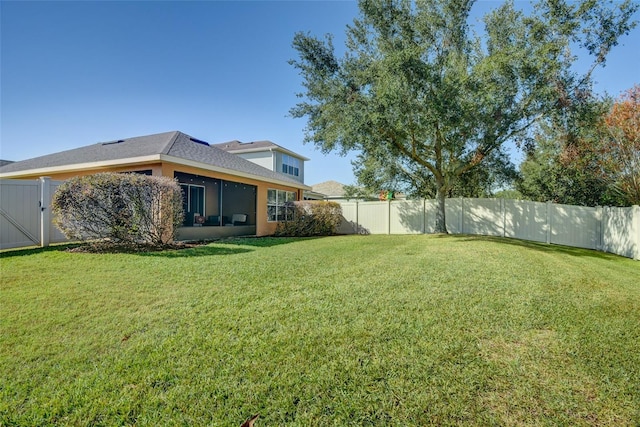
180 184 205 225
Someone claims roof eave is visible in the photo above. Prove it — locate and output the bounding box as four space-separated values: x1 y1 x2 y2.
160 154 311 190
0 154 311 191
227 146 311 161
0 155 163 179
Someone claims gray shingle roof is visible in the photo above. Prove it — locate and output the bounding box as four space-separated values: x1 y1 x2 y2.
311 180 347 197
0 131 308 188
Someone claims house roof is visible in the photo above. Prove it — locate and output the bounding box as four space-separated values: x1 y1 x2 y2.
212 140 310 161
311 180 348 197
0 131 310 189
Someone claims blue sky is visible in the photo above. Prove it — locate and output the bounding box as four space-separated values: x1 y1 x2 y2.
1 1 638 186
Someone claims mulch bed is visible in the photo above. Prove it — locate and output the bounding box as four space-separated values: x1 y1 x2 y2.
65 241 207 254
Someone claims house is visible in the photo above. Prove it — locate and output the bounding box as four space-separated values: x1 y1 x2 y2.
0 131 310 239
212 140 308 184
309 180 401 202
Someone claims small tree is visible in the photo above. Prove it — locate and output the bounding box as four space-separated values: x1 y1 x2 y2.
52 173 184 246
275 201 342 237
604 85 640 205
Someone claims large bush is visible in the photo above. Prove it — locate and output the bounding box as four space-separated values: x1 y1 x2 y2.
275 201 342 237
52 173 184 246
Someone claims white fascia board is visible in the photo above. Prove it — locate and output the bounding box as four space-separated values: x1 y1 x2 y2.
0 155 162 178
227 146 310 161
160 155 311 190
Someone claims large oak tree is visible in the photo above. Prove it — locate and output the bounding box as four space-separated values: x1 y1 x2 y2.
290 0 637 232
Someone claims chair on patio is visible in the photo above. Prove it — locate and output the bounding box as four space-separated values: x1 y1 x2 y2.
231 213 247 226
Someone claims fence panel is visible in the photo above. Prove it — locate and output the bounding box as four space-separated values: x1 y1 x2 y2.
550 204 600 250
337 199 639 260
603 206 640 260
0 180 41 249
48 181 68 244
464 198 503 237
390 200 424 234
1 178 68 249
358 201 389 234
337 202 359 234
425 200 438 234
503 200 547 243
445 198 463 234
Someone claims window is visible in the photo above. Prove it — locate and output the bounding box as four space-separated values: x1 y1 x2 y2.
281 154 300 177
267 189 297 222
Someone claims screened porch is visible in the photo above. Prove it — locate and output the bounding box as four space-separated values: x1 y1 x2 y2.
174 172 257 239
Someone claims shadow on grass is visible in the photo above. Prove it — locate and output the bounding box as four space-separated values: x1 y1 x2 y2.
0 243 83 259
214 236 324 248
453 234 618 260
137 236 324 257
137 245 254 258
0 237 321 259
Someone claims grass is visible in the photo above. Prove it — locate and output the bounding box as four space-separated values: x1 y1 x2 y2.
1 235 639 426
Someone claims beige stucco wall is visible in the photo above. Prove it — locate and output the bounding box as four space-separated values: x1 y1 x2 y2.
162 162 302 237
5 161 303 237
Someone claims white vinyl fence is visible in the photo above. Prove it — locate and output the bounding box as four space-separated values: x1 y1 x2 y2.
338 199 640 260
0 178 67 249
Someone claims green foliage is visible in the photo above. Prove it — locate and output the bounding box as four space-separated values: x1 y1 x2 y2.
604 84 640 205
52 173 184 246
342 183 377 201
517 95 631 207
518 136 623 206
275 201 342 236
2 236 639 425
290 0 638 232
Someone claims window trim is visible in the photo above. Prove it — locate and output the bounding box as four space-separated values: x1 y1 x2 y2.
281 154 300 178
180 183 206 217
267 188 297 222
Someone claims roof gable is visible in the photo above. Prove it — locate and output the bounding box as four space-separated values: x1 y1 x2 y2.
212 140 310 161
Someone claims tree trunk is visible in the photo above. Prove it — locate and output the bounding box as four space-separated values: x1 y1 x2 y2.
434 182 448 234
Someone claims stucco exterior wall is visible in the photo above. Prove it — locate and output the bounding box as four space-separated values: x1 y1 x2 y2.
161 162 302 237
5 161 303 237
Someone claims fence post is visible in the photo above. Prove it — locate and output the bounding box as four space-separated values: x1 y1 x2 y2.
422 199 426 234
387 199 391 235
633 205 640 261
355 201 359 235
500 198 506 238
596 206 604 251
546 201 552 244
460 197 464 234
40 177 51 247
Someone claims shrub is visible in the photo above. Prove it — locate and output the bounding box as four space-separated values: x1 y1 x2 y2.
275 201 342 237
52 173 184 246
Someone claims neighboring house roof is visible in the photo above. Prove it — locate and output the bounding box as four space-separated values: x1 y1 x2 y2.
212 140 310 161
0 160 14 167
0 131 310 189
311 180 348 198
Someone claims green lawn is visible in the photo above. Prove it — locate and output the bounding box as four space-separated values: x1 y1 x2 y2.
1 235 639 426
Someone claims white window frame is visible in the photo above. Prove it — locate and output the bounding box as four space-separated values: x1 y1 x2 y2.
281 154 300 177
267 189 297 222
180 184 206 217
